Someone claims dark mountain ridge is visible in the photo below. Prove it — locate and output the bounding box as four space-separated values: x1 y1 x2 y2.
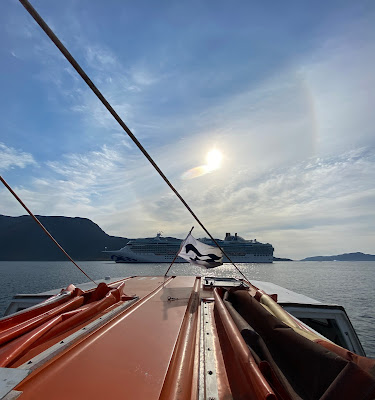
0 215 128 261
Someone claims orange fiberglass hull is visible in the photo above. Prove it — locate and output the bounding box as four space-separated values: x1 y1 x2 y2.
0 276 374 400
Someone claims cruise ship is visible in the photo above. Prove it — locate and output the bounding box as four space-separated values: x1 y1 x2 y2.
105 232 274 263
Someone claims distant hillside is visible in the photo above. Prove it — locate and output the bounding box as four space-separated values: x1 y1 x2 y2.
0 215 128 261
301 252 375 261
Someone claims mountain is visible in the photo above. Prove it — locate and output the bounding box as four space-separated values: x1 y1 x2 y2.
301 252 375 261
0 215 128 261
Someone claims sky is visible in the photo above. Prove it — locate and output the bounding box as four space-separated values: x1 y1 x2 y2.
0 0 374 259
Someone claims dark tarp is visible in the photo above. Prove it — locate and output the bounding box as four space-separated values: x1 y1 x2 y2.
226 290 375 400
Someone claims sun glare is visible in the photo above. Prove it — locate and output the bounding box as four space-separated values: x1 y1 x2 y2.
206 149 223 171
181 148 223 179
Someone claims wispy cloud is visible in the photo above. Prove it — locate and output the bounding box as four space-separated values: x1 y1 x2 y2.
130 66 159 87
140 146 375 258
84 45 117 69
0 143 37 171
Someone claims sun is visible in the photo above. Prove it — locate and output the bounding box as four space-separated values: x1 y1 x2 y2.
181 148 223 179
206 149 223 172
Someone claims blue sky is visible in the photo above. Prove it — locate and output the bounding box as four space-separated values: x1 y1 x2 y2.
1 0 374 259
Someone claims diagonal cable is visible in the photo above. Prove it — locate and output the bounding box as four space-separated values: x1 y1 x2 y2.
18 0 251 283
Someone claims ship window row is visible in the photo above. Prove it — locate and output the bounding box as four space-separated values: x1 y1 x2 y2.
227 250 272 255
132 245 180 249
226 247 271 251
226 254 270 257
131 246 180 252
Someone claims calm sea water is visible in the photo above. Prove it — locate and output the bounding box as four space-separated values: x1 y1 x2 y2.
0 260 374 357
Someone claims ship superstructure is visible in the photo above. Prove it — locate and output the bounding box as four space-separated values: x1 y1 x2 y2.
200 232 274 263
106 232 274 263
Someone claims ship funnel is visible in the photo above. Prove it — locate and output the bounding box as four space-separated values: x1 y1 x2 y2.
225 232 230 238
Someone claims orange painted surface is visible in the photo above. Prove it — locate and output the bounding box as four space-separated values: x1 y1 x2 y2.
213 289 277 400
159 278 200 400
2 283 131 367
16 276 197 400
32 282 126 344
0 296 84 346
0 285 82 332
5 276 375 399
11 277 170 366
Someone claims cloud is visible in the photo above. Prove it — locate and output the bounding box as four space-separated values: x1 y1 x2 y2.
130 67 159 87
70 92 133 135
0 143 37 171
2 130 372 260
139 146 375 258
84 45 117 69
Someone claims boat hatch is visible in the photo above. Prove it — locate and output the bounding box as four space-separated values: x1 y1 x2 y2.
282 303 366 356
203 277 249 289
